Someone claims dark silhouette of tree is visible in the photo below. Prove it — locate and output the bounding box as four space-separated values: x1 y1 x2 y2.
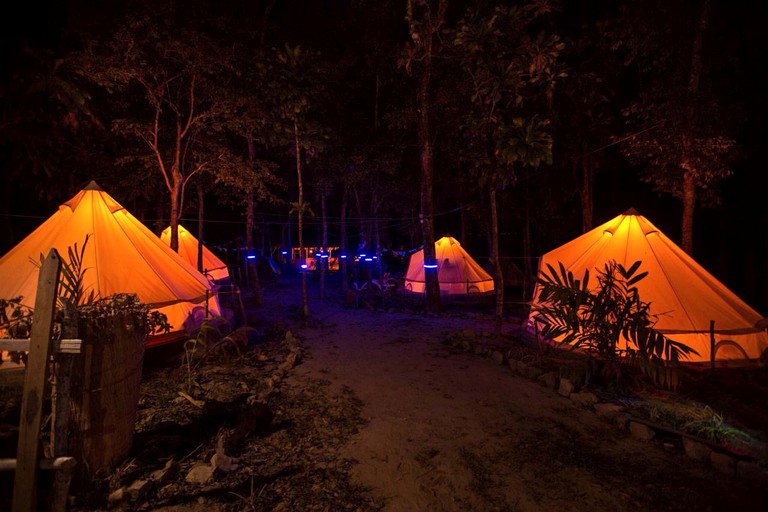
73 8 235 252
550 4 622 234
0 45 107 250
404 0 448 313
609 0 737 254
268 44 328 322
454 1 563 334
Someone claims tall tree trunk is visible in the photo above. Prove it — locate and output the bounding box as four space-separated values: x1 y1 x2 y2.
417 33 440 313
373 210 382 298
246 133 262 305
258 0 276 51
353 188 369 252
523 170 534 302
286 214 292 265
169 179 182 252
681 0 712 255
374 72 380 130
154 193 164 236
407 0 445 313
490 187 504 336
295 119 308 322
319 189 327 300
580 149 594 233
245 191 255 252
197 183 204 274
458 161 467 243
340 185 349 292
261 216 267 256
681 167 696 254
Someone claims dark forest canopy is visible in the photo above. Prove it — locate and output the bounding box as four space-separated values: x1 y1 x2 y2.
1 0 766 311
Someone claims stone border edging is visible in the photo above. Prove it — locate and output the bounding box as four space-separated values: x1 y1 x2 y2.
444 333 768 485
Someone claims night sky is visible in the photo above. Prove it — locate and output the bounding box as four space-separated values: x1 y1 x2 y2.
1 0 767 312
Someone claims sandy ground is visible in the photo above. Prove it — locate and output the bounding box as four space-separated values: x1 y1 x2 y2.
254 277 768 512
1 275 766 511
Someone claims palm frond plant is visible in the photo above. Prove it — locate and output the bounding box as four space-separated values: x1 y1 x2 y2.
31 235 96 306
531 259 698 387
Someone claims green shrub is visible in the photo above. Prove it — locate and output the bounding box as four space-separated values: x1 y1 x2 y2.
531 259 698 386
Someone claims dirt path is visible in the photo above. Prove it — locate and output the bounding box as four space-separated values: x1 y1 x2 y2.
256 279 767 512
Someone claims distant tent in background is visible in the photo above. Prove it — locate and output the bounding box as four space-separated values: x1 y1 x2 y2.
404 236 494 295
160 224 230 283
526 209 768 363
0 181 221 346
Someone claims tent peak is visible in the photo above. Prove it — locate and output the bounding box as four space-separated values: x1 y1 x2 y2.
623 207 640 216
84 180 103 191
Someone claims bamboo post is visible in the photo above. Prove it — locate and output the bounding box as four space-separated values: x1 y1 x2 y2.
50 300 78 512
13 249 61 512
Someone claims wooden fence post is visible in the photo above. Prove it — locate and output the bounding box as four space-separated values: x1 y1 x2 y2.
13 249 61 512
50 300 78 511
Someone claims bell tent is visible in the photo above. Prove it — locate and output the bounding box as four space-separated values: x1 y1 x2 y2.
160 224 230 283
526 209 768 363
404 236 494 295
0 181 221 346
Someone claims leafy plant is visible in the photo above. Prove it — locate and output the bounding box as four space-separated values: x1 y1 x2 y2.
8 236 170 367
0 297 32 338
181 318 223 393
77 293 170 337
682 406 755 449
32 235 96 306
531 259 698 385
0 297 33 365
630 398 759 452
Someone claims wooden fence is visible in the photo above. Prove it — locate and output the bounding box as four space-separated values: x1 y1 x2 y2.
0 249 82 512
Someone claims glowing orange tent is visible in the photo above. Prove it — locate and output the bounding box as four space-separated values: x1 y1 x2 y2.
404 236 494 295
0 181 220 344
160 224 229 282
526 209 768 363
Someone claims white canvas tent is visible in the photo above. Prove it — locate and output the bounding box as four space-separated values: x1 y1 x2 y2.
0 181 221 346
404 236 494 295
160 224 230 282
526 209 768 363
